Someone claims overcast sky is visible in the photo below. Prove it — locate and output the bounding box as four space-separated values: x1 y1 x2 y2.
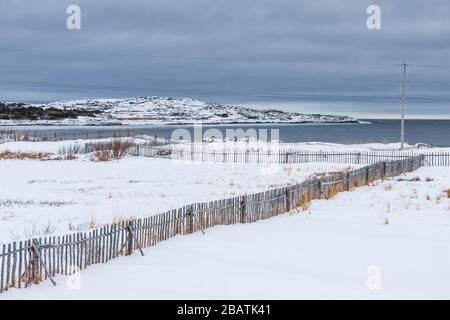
1 0 449 118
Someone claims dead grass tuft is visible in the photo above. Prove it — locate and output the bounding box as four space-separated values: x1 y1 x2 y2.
446 189 450 199
397 176 421 182
0 150 52 160
384 184 393 191
436 195 442 205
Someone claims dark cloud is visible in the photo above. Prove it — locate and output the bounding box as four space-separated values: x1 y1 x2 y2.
0 0 449 117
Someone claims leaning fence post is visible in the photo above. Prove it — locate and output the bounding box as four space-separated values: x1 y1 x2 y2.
126 221 144 256
126 221 134 255
240 197 247 223
30 239 40 285
30 240 56 286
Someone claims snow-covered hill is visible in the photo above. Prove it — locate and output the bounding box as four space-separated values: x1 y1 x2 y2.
1 97 361 125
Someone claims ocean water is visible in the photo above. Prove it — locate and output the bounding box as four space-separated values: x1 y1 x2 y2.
2 120 450 146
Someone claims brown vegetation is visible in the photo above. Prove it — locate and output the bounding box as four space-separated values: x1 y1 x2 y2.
0 150 52 160
93 139 134 161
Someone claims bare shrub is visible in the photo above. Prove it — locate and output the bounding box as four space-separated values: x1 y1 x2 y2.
22 222 56 238
446 189 450 199
58 144 84 160
95 149 113 162
93 139 134 161
111 139 133 158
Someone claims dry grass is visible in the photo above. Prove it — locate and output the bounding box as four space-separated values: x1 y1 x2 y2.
0 150 53 160
384 184 393 191
436 195 442 205
445 189 450 199
397 176 421 182
112 216 135 225
0 150 75 161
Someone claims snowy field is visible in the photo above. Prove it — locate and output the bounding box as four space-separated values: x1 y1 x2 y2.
1 166 449 300
0 152 355 242
2 138 449 156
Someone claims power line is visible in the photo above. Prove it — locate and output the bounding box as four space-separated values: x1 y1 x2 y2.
1 79 449 104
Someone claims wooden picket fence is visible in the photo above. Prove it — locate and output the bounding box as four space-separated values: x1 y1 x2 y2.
129 144 450 166
0 155 424 293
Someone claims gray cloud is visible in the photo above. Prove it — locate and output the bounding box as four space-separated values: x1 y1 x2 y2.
0 0 449 117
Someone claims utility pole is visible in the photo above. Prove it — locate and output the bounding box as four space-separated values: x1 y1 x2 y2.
399 59 408 150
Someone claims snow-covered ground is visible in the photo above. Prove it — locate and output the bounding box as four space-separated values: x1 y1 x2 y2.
0 138 148 154
2 166 449 300
0 156 354 242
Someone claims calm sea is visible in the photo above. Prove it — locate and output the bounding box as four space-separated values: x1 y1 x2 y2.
2 120 450 147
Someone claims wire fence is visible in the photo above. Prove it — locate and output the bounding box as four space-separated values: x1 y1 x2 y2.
0 155 423 293
0 129 173 143
129 145 450 166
